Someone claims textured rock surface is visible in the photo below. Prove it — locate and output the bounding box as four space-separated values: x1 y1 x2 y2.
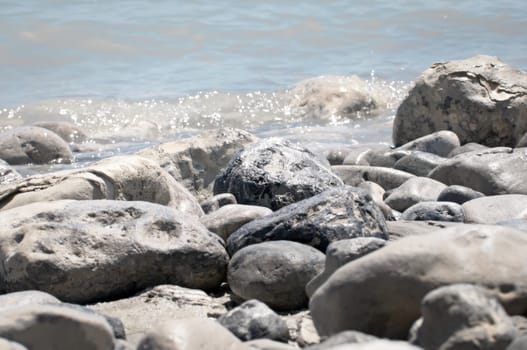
227 186 388 255
228 241 325 311
447 142 488 157
0 160 21 185
0 200 228 303
0 290 61 308
245 339 296 350
401 201 465 222
507 336 527 350
332 165 415 190
384 177 447 212
393 55 527 147
214 138 343 210
137 128 257 201
437 185 484 204
310 225 527 338
462 194 527 224
200 193 237 214
397 130 460 157
393 151 445 176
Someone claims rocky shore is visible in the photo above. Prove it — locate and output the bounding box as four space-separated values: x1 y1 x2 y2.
0 55 527 350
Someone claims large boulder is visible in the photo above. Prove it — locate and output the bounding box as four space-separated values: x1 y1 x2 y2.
0 155 203 216
0 200 228 303
137 128 257 201
227 186 388 255
393 55 527 147
213 138 343 210
310 225 527 339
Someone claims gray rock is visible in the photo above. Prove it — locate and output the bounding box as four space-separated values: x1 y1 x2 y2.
114 339 133 350
497 219 527 233
306 238 386 297
310 225 527 338
462 194 527 224
512 316 527 336
393 151 446 176
137 128 257 202
401 201 465 222
384 177 447 212
201 204 273 241
357 181 394 220
516 132 527 148
412 284 517 350
0 200 228 303
342 145 389 166
219 300 289 342
447 142 489 158
507 336 527 350
393 55 527 147
366 149 411 168
226 186 388 255
386 220 464 241
0 155 203 216
61 303 126 340
305 331 378 350
0 290 61 308
0 160 21 185
0 304 115 350
0 126 74 165
245 339 296 350
0 338 27 350
228 241 325 311
324 147 354 165
213 138 343 210
329 340 422 350
332 165 415 191
200 193 237 214
33 121 88 143
437 185 484 204
396 131 460 157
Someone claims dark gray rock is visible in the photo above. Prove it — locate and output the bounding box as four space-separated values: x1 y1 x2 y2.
0 160 21 185
305 330 378 350
226 186 388 255
218 300 289 342
516 132 527 148
393 55 527 147
384 177 447 212
324 147 353 165
228 241 325 311
437 185 484 204
214 138 343 210
396 131 460 157
412 284 517 350
401 201 465 222
447 142 489 157
34 121 88 143
333 165 415 191
507 336 527 350
200 193 237 214
357 181 394 220
393 151 445 176
462 194 527 224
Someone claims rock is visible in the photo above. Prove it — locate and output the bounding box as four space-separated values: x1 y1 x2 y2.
384 177 447 212
412 284 517 350
386 220 464 240
218 300 289 342
400 201 465 222
306 238 387 297
245 339 296 350
0 304 115 350
114 339 134 350
357 181 394 220
512 315 527 337
228 241 325 311
305 331 378 350
507 336 527 350
497 219 527 233
0 200 228 303
332 165 415 191
310 225 527 338
61 303 126 340
366 149 411 168
137 128 257 201
0 290 61 308
447 142 488 157
393 55 527 147
213 138 343 210
227 186 388 255
516 132 527 148
324 147 354 165
0 155 203 216
342 145 388 166
200 193 237 214
0 160 21 185
327 340 422 349
137 318 249 350
462 194 527 224
436 185 484 204
429 147 527 195
89 285 228 346
0 338 27 350
0 126 74 165
393 151 445 176
396 131 460 157
201 204 273 241
33 121 88 143
296 313 320 347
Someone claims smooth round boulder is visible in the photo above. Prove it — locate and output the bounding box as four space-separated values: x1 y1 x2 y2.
462 194 527 224
437 185 484 204
401 201 465 222
213 138 343 210
393 151 446 177
393 55 527 147
310 225 527 339
228 241 325 311
200 193 237 214
447 142 489 157
384 177 447 212
396 131 460 157
332 165 415 191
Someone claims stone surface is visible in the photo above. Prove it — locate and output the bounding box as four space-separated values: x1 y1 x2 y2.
357 181 394 220
437 185 484 204
295 313 320 347
0 126 74 165
0 160 21 185
386 220 463 240
328 340 422 350
393 151 445 177
393 55 527 147
0 155 203 216
447 142 488 157
218 299 289 342
507 336 527 350
401 201 465 222
0 200 228 303
201 204 273 241
137 128 257 201
366 149 410 168
412 284 517 350
227 186 388 255
0 304 115 350
342 145 388 166
384 177 447 212
213 138 343 210
324 147 353 165
0 338 27 350
396 131 460 157
462 194 527 224
332 165 415 191
305 331 378 350
228 241 325 311
200 193 237 214
0 290 61 308
33 121 88 143
245 339 296 350
306 238 387 297
310 225 527 339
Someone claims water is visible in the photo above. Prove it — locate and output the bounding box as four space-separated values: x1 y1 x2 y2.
1 0 527 167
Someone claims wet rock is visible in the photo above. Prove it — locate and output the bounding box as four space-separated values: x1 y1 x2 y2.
138 128 257 201
0 200 228 303
462 194 527 224
401 201 465 222
33 121 88 143
201 204 273 240
332 165 415 191
447 142 488 157
0 126 74 165
436 185 484 204
393 151 445 176
214 138 342 210
396 131 460 157
226 186 388 255
384 177 447 212
412 284 516 350
228 241 325 311
305 330 378 350
0 160 21 185
310 225 527 338
393 55 527 147
200 193 237 214
218 299 289 342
